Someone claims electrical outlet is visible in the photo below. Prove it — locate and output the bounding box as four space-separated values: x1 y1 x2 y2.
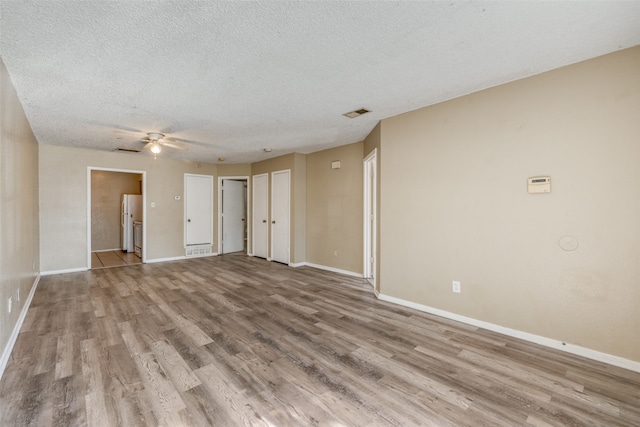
8 296 12 313
333 250 338 256
452 281 461 293
16 289 20 302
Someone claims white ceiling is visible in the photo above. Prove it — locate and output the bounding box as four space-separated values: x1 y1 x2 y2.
1 1 639 164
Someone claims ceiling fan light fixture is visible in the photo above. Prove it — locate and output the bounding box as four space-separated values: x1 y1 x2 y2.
150 143 161 154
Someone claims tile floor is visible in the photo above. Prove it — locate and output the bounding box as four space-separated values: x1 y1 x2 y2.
91 250 141 269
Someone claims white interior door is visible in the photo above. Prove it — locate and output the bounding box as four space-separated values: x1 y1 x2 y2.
185 174 213 246
252 173 269 258
271 170 290 264
221 179 245 253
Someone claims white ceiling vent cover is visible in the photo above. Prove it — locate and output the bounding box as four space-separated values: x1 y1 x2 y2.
343 108 370 119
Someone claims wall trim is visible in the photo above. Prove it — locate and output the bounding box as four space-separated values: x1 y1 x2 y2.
91 248 121 253
288 262 306 268
146 253 219 264
0 274 40 381
41 267 88 276
378 293 640 373
146 256 187 264
299 262 363 278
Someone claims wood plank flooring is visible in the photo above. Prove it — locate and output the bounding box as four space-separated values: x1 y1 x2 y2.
1 254 639 426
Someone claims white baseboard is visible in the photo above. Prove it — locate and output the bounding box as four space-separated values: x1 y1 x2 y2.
300 262 363 278
146 256 186 264
288 262 306 268
146 252 218 264
378 293 640 373
0 274 40 381
41 267 88 276
91 248 121 253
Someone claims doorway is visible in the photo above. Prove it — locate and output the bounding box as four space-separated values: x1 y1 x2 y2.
218 177 249 254
363 149 377 290
88 168 146 269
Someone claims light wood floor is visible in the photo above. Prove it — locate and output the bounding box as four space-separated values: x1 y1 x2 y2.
92 250 141 269
1 254 639 426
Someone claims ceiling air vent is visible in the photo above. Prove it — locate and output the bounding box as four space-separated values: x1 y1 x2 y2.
343 108 370 119
114 148 141 153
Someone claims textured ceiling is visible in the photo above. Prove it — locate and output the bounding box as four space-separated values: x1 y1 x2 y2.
1 1 639 164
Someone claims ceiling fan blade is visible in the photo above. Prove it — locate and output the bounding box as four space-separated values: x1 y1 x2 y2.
171 137 219 149
160 124 191 134
143 142 154 150
160 139 188 151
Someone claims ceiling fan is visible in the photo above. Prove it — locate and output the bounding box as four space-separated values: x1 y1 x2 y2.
142 132 187 158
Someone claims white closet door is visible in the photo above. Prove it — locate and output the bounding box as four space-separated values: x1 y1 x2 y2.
221 179 245 253
185 174 213 245
252 173 269 258
271 170 290 264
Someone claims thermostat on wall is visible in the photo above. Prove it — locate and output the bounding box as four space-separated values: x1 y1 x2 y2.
528 176 551 193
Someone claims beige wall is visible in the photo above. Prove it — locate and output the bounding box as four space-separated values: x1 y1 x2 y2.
91 170 141 251
218 163 251 177
0 58 40 363
379 47 640 362
293 153 307 264
39 146 218 271
307 142 363 273
251 153 307 264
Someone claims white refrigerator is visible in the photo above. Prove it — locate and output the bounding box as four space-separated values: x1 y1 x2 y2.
121 194 142 253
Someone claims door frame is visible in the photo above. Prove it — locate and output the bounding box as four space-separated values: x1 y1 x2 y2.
270 169 291 264
363 149 377 290
217 176 250 255
87 167 147 269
